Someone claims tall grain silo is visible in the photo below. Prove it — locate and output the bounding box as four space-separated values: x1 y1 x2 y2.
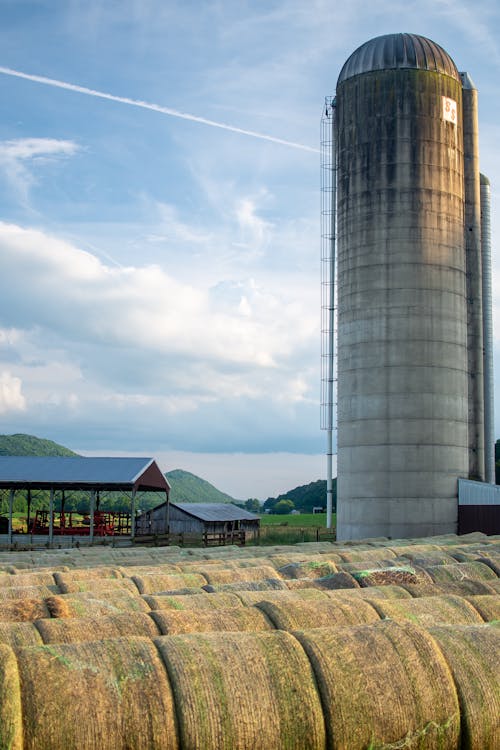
323 33 493 540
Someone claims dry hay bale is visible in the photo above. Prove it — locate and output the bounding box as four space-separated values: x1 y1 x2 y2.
0 644 22 750
267 552 343 567
119 564 182 575
475 557 500 576
55 577 139 595
324 585 412 602
465 595 500 623
17 636 179 750
202 579 288 593
0 571 56 587
287 572 360 590
257 598 380 630
398 553 460 568
425 561 498 584
402 579 496 598
35 612 160 643
428 624 500 750
131 573 207 594
369 595 484 627
235 588 329 605
336 547 398 563
295 620 460 750
0 621 43 649
352 565 433 588
151 606 273 635
200 565 280 585
277 560 338 579
45 591 150 618
0 598 51 622
486 579 500 593
143 592 244 611
386 543 443 559
156 630 325 750
0 585 58 601
337 560 398 572
54 567 123 583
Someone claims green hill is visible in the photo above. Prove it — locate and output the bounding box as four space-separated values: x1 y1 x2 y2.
0 433 79 457
166 469 238 504
263 478 335 514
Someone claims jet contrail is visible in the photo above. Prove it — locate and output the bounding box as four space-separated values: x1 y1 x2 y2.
0 65 318 153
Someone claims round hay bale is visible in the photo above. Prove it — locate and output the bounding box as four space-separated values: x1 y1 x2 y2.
17 636 179 750
0 644 22 750
45 591 150 618
202 579 288 593
267 552 343 568
295 621 460 750
487 579 500 594
370 595 484 626
425 562 498 583
53 568 123 584
465 595 500 623
156 630 325 750
352 566 433 588
428 625 500 750
0 598 51 622
201 566 280 585
0 585 58 601
257 598 380 630
306 572 361 590
336 547 397 562
407 553 464 567
131 573 207 595
276 561 338 580
35 612 160 644
144 592 243 611
118 564 182 576
337 560 398 572
152 606 273 635
402 580 496 598
0 621 43 649
235 588 329 606
55 578 139 595
474 557 500 577
0 571 56 588
387 544 443 559
324 585 412 602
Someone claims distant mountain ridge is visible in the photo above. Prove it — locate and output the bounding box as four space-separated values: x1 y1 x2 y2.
165 469 238 504
0 433 79 457
263 478 335 513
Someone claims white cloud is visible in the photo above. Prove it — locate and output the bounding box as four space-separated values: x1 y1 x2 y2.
0 138 79 203
0 371 26 414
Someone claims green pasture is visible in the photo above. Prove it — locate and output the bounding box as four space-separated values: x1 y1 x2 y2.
260 512 335 528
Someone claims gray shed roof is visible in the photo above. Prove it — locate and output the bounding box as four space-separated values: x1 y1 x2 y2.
172 503 259 522
0 456 170 492
338 33 460 86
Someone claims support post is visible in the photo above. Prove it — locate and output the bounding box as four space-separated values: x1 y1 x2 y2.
49 488 54 546
27 488 32 533
8 489 14 544
89 489 95 543
130 489 136 540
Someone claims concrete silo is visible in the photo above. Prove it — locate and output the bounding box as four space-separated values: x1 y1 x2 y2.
328 33 492 540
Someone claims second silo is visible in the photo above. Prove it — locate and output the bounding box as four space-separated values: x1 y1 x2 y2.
335 33 469 540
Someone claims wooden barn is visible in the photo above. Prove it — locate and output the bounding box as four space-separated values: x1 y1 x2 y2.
135 502 260 544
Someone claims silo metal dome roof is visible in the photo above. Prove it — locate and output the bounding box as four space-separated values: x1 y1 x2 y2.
337 33 460 85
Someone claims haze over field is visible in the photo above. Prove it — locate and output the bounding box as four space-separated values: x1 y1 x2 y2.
0 1 499 498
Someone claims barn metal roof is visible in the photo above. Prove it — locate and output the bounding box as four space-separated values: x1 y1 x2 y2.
172 503 259 522
337 33 460 86
0 456 170 492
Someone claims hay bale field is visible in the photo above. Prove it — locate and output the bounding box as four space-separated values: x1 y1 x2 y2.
368 595 484 626
131 573 207 594
45 591 150 618
200 565 280 585
276 561 338 579
17 637 179 750
428 625 500 750
0 598 51 622
465 595 500 622
0 644 22 750
0 585 58 601
202 579 288 593
143 592 244 611
53 568 123 583
0 571 56 588
256 598 380 630
295 621 460 750
35 612 161 643
324 585 412 601
156 630 325 750
151 606 273 635
54 577 139 595
402 580 496 597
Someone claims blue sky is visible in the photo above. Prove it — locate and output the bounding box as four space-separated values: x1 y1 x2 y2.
0 0 499 499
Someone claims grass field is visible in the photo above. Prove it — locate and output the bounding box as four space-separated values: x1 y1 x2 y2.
260 513 335 528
